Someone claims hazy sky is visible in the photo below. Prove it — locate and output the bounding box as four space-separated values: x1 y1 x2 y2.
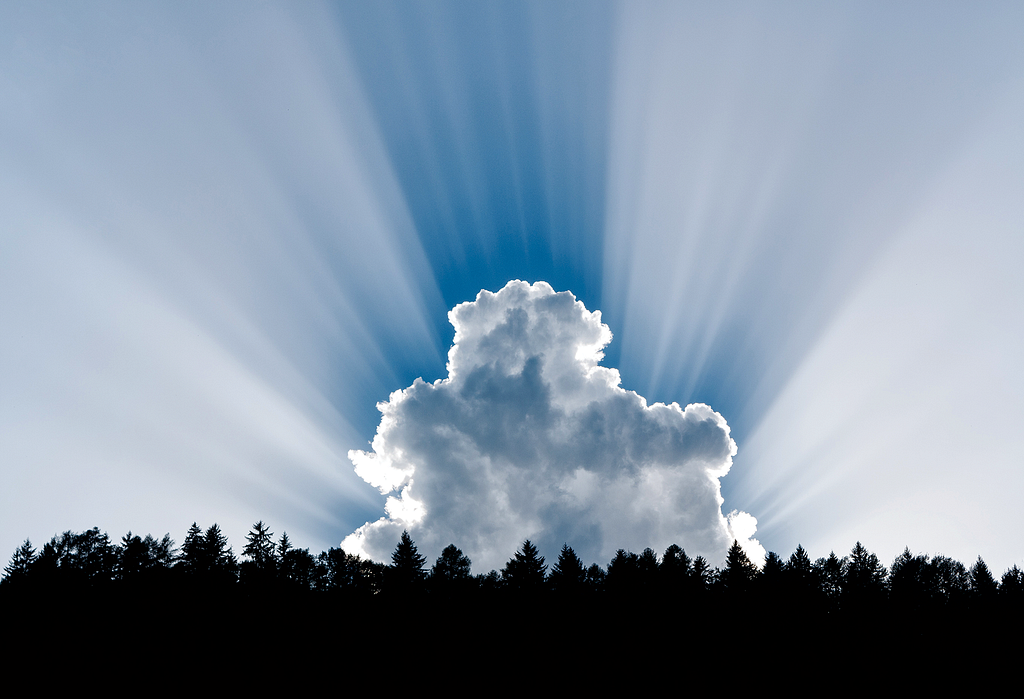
2 1 1022 572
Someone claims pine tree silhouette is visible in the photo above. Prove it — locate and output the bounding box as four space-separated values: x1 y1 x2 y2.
2 539 36 586
719 540 758 595
243 521 276 570
388 530 427 593
843 542 887 609
549 544 586 593
502 539 547 592
969 556 998 600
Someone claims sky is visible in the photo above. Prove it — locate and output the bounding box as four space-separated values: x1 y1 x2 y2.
2 1 1023 572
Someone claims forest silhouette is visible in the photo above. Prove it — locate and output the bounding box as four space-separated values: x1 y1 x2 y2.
5 521 1022 675
5 523 1023 615
8 521 1024 675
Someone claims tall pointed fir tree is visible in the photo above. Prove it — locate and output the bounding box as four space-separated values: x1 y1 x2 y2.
180 523 204 576
969 556 998 602
719 541 759 596
548 544 586 594
387 530 427 594
243 522 276 570
2 539 36 586
843 541 887 609
502 540 547 593
242 521 277 588
200 524 238 585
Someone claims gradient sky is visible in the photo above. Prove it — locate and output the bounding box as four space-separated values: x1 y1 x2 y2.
2 1 1023 571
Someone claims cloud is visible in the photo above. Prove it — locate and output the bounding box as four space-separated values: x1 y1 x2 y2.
343 280 763 571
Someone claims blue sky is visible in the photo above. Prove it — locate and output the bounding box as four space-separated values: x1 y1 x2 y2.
2 1 1023 571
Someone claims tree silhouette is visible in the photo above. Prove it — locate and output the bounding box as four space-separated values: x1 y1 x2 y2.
890 547 948 610
969 556 998 602
9 516 1024 629
180 523 205 575
781 544 820 611
759 551 786 601
2 539 36 586
931 555 969 606
549 544 586 594
118 532 151 582
147 534 176 568
319 547 381 594
34 528 118 587
606 549 640 595
241 521 277 588
280 546 318 591
843 542 886 609
179 523 237 585
815 552 846 608
660 544 691 594
31 537 65 587
1000 565 1024 604
387 531 427 593
786 545 813 582
116 531 175 589
431 544 472 583
430 544 473 597
719 541 758 595
205 524 238 584
637 547 660 590
502 539 547 592
277 532 292 562
243 521 276 570
585 563 606 591
691 556 713 592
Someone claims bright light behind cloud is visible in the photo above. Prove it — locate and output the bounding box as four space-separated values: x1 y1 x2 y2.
2 1 1023 575
344 281 764 570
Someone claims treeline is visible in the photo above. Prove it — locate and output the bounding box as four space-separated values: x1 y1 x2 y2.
4 522 1023 616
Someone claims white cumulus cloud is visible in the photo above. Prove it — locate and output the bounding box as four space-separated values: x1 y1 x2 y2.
343 281 763 571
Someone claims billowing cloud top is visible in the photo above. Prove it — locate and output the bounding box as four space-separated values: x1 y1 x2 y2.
344 281 763 570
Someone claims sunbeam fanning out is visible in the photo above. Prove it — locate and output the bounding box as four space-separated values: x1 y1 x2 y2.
604 3 1021 434
735 79 1024 570
602 3 1024 569
2 2 1024 573
0 3 446 553
334 1 613 313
